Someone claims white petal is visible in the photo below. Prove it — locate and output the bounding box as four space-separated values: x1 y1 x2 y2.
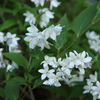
41 74 46 80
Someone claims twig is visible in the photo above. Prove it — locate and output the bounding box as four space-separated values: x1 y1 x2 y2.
29 86 36 100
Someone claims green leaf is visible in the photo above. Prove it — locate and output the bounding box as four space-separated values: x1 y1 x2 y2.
23 4 38 15
12 77 28 85
4 81 20 100
0 19 17 31
68 87 83 99
55 31 67 50
30 52 44 70
0 87 6 99
0 8 13 13
43 86 68 96
29 47 41 59
73 2 99 35
28 74 37 82
57 14 69 31
3 53 28 67
55 14 68 50
10 0 22 9
33 79 43 89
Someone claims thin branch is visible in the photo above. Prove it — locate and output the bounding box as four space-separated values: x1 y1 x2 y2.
29 86 36 100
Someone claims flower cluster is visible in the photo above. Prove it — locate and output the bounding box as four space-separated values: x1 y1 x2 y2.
38 8 54 28
23 0 61 28
0 31 21 72
0 32 21 53
65 73 84 87
38 50 92 87
83 72 100 100
23 8 54 28
86 31 100 52
24 24 62 50
30 0 61 10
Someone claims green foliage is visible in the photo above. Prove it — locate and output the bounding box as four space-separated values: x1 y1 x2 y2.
43 86 68 96
3 53 28 67
68 87 83 99
4 80 20 100
0 0 100 100
0 19 17 31
73 2 99 35
0 87 6 99
33 79 43 89
55 14 68 50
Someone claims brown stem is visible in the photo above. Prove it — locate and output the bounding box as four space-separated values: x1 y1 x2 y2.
29 86 36 100
18 86 31 100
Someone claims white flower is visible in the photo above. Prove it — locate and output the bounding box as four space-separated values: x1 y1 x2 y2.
0 48 3 61
0 59 8 69
68 51 92 74
43 72 62 87
86 31 99 40
87 72 97 83
31 0 45 7
12 61 18 69
6 61 18 72
42 56 62 68
91 81 100 100
88 39 100 52
49 0 61 9
6 64 13 72
76 51 92 74
52 57 62 68
65 74 84 87
39 8 54 28
30 33 50 50
39 8 54 19
24 25 39 42
83 81 93 94
23 11 36 24
42 24 62 40
4 32 20 46
59 58 71 75
0 48 6 68
77 51 92 65
27 24 39 34
86 31 100 53
24 24 51 50
41 55 56 67
8 44 21 53
38 66 55 80
68 51 81 68
0 32 4 44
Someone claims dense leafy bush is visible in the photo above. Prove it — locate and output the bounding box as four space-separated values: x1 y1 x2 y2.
0 0 100 100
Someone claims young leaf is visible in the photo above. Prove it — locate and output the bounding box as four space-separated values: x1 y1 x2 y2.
73 2 99 35
3 53 28 67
